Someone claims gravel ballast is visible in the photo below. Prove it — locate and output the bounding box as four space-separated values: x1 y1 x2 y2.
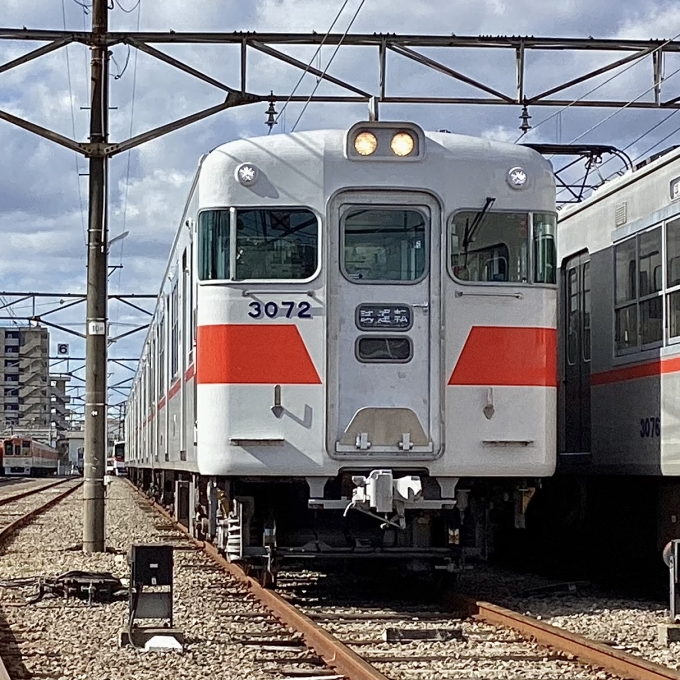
0 478 322 680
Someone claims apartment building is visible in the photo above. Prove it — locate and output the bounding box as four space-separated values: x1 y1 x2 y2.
0 326 50 431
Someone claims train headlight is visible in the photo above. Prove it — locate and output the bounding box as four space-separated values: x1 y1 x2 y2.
507 166 528 189
390 131 415 157
236 163 259 186
354 131 378 156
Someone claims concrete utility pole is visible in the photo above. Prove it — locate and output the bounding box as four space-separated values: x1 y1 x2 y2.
83 0 109 553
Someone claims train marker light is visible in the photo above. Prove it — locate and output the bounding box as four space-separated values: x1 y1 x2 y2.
236 163 259 186
391 131 415 157
507 166 528 188
354 131 378 156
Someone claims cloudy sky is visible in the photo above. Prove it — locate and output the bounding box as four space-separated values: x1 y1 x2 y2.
2 0 680 420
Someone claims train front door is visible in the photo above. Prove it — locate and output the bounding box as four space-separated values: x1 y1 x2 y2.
563 251 591 452
327 191 441 460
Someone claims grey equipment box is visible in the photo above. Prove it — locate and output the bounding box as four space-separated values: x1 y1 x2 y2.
129 544 173 586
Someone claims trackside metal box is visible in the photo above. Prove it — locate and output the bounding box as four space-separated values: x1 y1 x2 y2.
129 544 173 586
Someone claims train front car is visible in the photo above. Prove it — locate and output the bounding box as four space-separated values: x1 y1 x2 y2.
127 122 557 583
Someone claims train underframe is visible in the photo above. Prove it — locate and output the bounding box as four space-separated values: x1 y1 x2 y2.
128 466 539 587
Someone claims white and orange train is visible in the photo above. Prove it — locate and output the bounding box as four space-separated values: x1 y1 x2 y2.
126 121 557 583
2 438 58 476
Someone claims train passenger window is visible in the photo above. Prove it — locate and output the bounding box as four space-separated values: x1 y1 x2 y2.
667 218 680 288
582 262 591 362
567 268 578 366
356 336 412 362
450 212 528 283
639 228 662 296
236 209 318 280
533 214 557 284
641 296 663 345
615 305 638 353
615 238 636 303
343 208 427 282
669 291 680 338
198 209 230 280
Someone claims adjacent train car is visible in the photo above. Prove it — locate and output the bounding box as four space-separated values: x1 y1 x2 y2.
2 438 58 476
556 146 680 563
126 122 558 583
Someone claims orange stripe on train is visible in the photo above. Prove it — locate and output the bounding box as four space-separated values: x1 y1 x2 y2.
591 356 680 385
197 324 322 385
449 326 557 387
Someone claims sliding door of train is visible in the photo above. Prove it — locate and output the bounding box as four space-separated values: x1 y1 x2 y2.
564 251 591 452
327 191 441 460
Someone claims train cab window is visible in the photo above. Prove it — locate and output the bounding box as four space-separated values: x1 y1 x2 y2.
450 211 528 283
236 208 318 280
342 208 427 282
198 209 230 280
198 208 318 281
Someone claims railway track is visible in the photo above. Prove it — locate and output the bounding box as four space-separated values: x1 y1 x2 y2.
0 477 82 680
134 483 680 680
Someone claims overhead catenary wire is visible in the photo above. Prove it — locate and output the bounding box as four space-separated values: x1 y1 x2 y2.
113 0 141 326
269 0 354 134
290 0 368 133
62 0 87 246
555 70 680 199
516 29 680 144
114 0 141 13
555 107 680 197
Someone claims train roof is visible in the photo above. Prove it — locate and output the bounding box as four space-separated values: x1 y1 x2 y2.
203 125 551 169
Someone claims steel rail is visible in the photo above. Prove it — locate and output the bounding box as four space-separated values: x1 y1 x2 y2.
0 478 73 508
130 481 680 680
0 480 82 545
128 481 389 680
0 479 82 680
451 595 680 680
0 654 9 680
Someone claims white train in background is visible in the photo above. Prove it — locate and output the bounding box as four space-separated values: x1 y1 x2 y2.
2 437 58 476
126 121 557 585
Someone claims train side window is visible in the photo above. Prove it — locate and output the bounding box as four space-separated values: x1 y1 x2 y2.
639 227 663 346
615 238 636 304
343 208 427 282
533 213 557 284
236 208 318 280
567 268 578 365
615 305 638 352
614 237 639 354
198 209 230 280
668 217 680 339
639 228 662 296
582 262 591 362
450 211 528 283
667 218 680 288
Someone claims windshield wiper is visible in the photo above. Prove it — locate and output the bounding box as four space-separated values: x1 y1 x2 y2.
462 196 496 265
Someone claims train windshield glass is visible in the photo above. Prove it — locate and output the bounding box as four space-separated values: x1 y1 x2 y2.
450 211 529 283
342 208 427 282
236 209 318 280
198 208 318 280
